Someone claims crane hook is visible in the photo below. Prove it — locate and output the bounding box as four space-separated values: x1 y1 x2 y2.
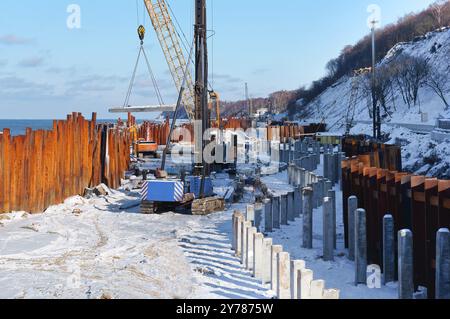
138 25 146 45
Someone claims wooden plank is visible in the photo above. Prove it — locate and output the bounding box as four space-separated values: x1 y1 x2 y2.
10 136 18 212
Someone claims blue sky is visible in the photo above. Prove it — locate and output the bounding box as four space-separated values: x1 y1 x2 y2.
0 0 435 119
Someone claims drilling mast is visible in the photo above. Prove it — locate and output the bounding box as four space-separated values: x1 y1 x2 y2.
194 0 210 185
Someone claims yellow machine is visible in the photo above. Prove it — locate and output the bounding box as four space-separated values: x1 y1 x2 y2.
209 91 221 128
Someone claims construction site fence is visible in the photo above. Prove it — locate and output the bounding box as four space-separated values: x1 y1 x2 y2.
132 117 253 145
341 142 450 298
0 112 131 214
267 123 326 141
342 136 402 171
129 114 327 145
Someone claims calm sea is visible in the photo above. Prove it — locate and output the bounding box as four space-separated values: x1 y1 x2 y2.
0 119 136 136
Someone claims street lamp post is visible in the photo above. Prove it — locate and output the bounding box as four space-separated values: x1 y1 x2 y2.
371 19 378 139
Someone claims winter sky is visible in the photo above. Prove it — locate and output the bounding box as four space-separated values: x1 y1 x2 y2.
0 0 436 119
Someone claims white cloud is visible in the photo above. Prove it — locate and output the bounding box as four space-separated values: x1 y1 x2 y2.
18 56 45 68
0 34 34 45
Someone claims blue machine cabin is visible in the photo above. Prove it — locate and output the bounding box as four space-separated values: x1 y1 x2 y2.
188 176 213 198
142 180 185 203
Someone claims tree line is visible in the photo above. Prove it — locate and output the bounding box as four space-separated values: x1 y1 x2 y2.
289 0 450 116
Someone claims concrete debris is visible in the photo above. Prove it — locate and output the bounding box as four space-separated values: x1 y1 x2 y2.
94 184 110 196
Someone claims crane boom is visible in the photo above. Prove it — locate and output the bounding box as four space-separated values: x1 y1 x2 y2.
143 0 195 121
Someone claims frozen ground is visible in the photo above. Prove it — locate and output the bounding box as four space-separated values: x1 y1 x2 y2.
299 28 450 129
0 157 397 299
348 123 450 179
262 171 397 299
0 182 272 299
296 27 450 179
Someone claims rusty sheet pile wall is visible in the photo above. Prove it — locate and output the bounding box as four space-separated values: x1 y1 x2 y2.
137 120 171 145
134 117 252 145
342 136 402 171
267 123 326 141
0 113 131 214
341 137 450 297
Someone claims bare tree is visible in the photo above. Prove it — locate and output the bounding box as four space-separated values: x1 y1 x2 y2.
392 55 430 108
360 73 375 118
426 65 450 109
375 65 396 117
392 59 413 108
361 64 396 121
409 57 430 107
431 0 447 28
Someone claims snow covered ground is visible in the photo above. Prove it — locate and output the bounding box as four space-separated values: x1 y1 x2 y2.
300 28 450 129
260 157 397 299
347 122 450 178
0 154 399 299
0 191 197 299
0 181 271 299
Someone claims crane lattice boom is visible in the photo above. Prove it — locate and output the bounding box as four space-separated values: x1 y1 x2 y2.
143 0 195 121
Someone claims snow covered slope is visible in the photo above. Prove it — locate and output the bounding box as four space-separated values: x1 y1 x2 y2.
299 27 450 129
298 27 450 178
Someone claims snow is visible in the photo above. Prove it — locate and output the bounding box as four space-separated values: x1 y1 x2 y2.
0 154 400 299
0 191 198 299
0 175 274 299
299 28 450 128
297 28 450 178
261 159 397 299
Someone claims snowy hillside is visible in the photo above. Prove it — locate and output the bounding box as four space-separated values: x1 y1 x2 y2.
298 27 450 178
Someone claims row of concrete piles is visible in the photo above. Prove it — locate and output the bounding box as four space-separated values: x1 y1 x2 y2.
288 140 449 300
230 140 344 299
284 142 344 261
273 137 450 300
232 207 339 299
346 196 450 299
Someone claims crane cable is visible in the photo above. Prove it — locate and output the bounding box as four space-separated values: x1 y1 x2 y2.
142 47 165 106
135 0 140 26
211 0 214 89
123 48 142 108
123 28 165 107
166 0 215 92
166 0 195 67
